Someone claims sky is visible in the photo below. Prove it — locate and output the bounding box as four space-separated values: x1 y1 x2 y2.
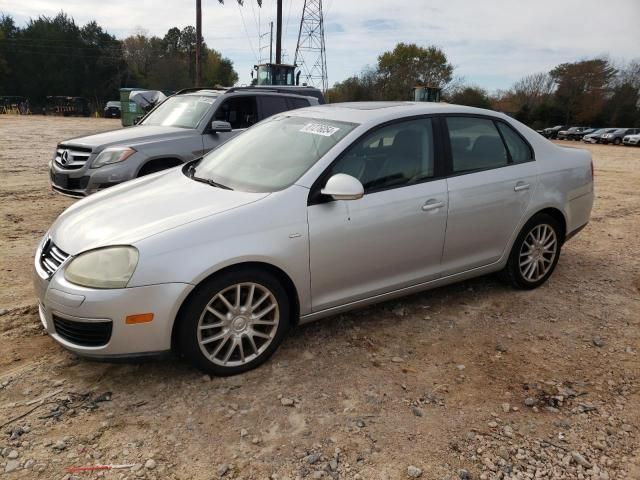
2 0 639 92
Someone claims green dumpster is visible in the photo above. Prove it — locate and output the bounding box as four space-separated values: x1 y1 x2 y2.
119 88 144 127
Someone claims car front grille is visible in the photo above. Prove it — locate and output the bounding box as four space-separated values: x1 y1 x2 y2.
55 144 92 170
53 315 112 347
39 239 69 277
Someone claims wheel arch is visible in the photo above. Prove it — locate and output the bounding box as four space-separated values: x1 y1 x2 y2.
531 207 567 242
171 261 301 350
136 157 184 177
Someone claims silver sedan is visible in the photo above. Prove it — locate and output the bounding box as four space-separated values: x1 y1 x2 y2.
34 102 594 375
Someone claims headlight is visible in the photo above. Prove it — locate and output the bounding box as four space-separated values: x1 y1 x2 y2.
91 147 136 168
65 247 139 289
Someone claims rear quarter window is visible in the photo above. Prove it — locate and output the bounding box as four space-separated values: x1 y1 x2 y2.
497 122 533 164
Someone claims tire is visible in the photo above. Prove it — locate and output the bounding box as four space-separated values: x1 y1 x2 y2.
177 268 291 376
502 213 562 290
613 138 621 145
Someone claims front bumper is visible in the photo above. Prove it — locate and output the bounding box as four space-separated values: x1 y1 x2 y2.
49 156 142 197
623 139 639 146
33 244 193 357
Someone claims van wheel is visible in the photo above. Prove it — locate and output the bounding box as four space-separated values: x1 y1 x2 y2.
177 268 290 376
502 214 562 289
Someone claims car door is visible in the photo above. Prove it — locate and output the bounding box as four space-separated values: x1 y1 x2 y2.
307 117 448 312
201 95 258 154
441 116 538 276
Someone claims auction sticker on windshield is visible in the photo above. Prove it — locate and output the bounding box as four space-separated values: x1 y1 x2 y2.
300 123 340 137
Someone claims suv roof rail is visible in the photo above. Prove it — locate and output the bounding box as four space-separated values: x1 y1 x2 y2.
225 85 321 94
174 86 229 95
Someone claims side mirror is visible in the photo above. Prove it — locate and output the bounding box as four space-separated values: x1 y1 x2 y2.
211 120 232 133
321 174 364 201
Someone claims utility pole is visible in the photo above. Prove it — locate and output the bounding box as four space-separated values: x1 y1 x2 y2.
275 0 282 64
195 0 202 86
270 21 273 63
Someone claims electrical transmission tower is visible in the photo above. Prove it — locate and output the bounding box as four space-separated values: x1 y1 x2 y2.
294 0 328 92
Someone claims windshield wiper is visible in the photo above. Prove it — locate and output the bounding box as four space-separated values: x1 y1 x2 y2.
185 160 233 190
190 174 233 190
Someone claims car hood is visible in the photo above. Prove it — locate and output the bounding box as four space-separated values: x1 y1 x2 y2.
50 168 269 255
61 125 197 151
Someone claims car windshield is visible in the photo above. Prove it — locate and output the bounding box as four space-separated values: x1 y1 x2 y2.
190 115 357 192
106 101 120 108
140 95 216 129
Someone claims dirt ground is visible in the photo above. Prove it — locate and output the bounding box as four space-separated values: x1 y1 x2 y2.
0 115 639 480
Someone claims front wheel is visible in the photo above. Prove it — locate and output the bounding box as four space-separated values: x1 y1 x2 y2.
177 268 291 376
502 214 562 289
613 138 621 145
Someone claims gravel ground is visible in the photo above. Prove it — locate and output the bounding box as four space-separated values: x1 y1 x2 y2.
0 115 639 480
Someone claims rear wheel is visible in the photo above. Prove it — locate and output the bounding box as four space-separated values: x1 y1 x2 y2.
613 138 621 145
177 268 290 376
502 214 562 289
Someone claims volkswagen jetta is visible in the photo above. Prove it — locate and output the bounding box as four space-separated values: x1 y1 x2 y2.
34 102 594 375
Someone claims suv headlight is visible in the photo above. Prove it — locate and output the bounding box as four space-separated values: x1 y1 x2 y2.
65 247 139 289
92 147 136 168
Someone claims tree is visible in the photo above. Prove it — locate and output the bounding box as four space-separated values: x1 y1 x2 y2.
448 86 492 109
550 59 616 124
201 48 238 86
376 43 453 101
326 68 379 102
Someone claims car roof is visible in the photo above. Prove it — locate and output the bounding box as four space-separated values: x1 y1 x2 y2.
286 101 510 125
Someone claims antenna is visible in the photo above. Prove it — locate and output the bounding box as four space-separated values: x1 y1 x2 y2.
294 0 328 92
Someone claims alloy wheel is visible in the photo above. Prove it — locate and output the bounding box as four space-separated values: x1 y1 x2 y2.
519 224 558 282
197 282 279 367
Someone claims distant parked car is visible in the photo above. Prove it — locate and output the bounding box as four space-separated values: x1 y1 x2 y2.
600 128 640 145
542 125 569 139
582 128 617 144
104 101 121 119
569 127 599 141
557 127 590 141
623 133 640 146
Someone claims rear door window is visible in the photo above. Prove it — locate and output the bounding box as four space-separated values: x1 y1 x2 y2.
287 97 311 109
259 96 290 120
446 117 507 173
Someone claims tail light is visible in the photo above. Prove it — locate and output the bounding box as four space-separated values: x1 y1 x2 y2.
590 159 594 182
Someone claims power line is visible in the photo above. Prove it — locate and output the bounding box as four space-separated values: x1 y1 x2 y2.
236 1 259 61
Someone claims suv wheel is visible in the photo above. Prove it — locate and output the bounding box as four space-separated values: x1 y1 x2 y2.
502 214 562 289
177 268 290 376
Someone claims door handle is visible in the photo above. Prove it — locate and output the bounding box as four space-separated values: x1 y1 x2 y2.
514 182 530 192
421 200 445 211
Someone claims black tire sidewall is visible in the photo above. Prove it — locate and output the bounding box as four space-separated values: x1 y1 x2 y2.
506 214 562 290
177 268 291 376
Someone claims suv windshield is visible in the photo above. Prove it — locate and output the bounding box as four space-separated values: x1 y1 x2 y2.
140 95 216 129
190 115 357 192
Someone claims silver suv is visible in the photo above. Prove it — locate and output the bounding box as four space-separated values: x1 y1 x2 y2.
49 87 321 197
